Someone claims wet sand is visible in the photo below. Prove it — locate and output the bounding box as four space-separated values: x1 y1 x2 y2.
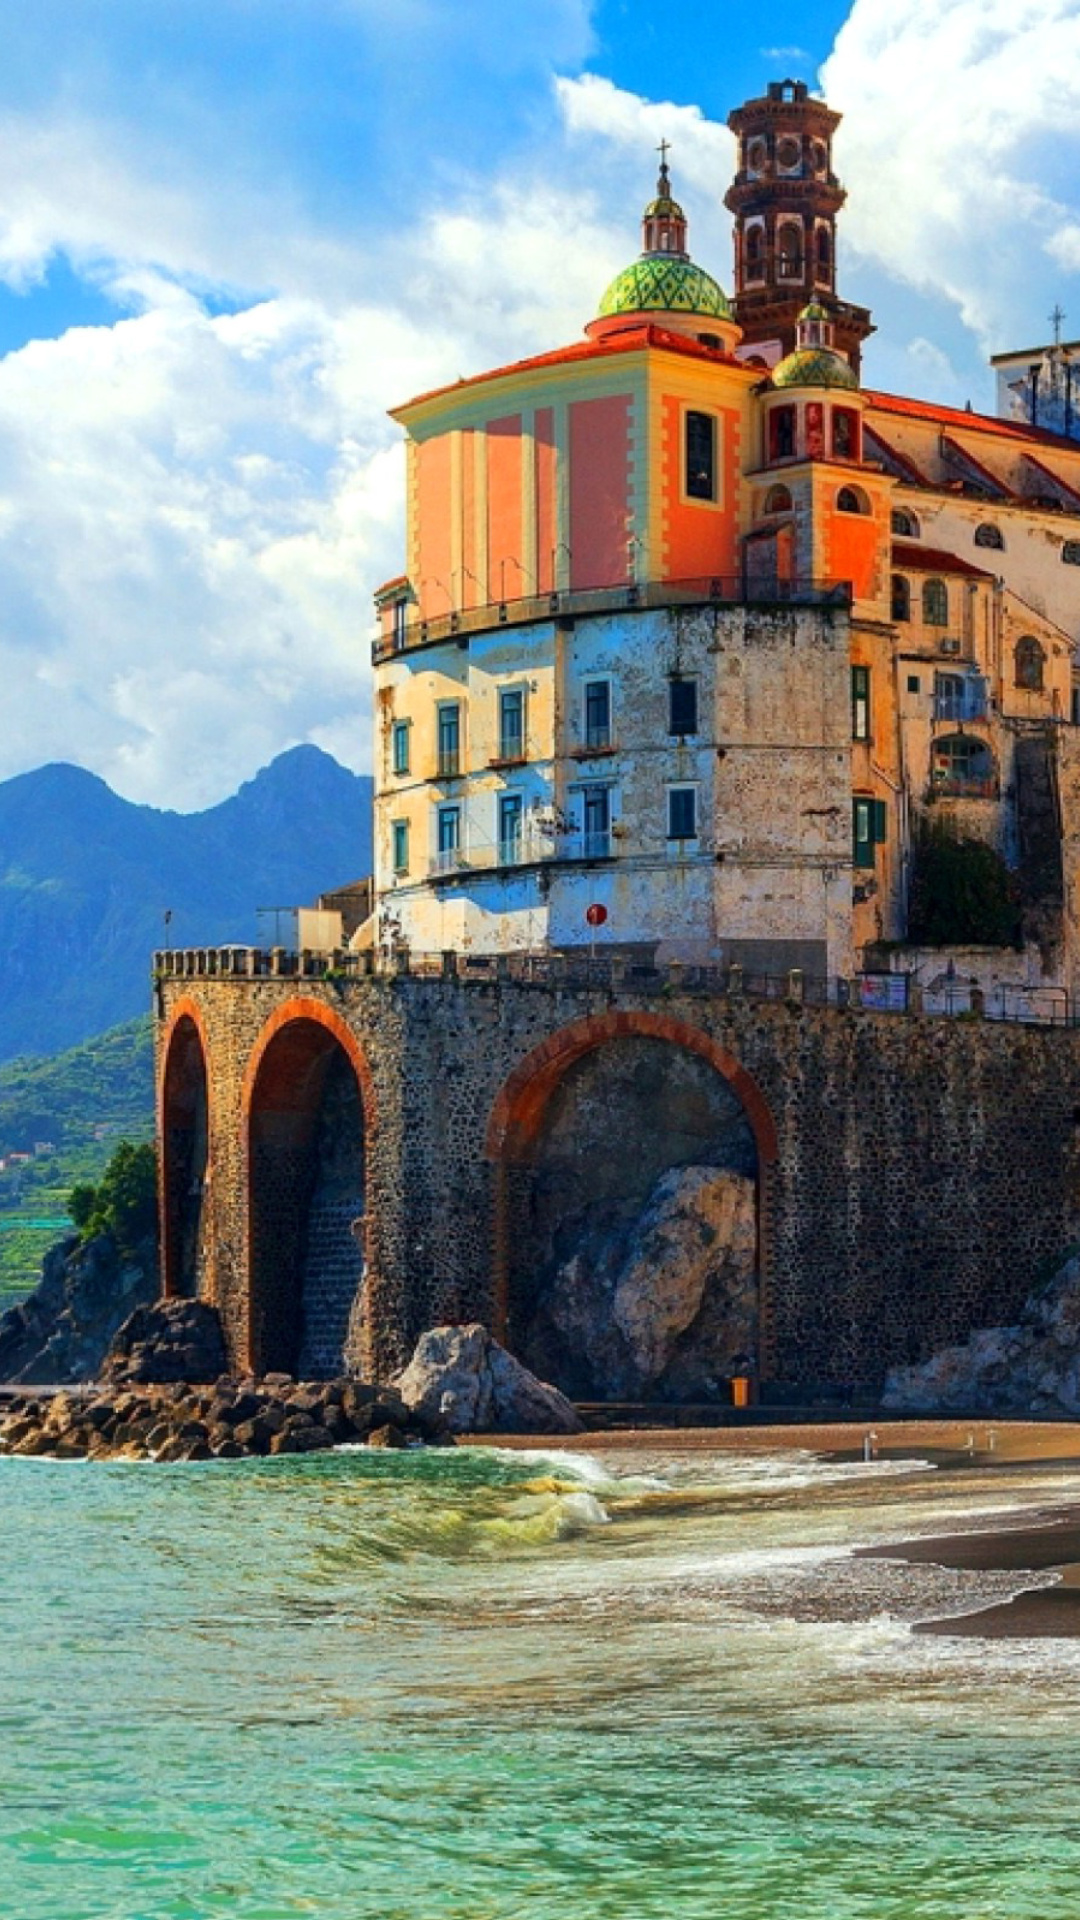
472 1420 1080 1638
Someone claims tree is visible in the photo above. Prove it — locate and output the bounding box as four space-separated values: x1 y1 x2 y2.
70 1141 158 1254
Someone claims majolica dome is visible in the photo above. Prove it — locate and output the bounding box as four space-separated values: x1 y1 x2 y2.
598 255 732 321
771 347 858 390
771 301 858 389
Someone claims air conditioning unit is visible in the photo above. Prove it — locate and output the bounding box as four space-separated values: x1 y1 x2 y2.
940 637 962 654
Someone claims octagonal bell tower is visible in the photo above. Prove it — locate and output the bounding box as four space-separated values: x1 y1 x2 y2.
725 79 874 374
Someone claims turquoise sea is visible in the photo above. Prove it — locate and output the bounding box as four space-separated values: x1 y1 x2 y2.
3 1442 1080 1919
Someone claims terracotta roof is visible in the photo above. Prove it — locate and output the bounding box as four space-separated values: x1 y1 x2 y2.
866 388 1080 455
892 543 995 579
394 325 752 417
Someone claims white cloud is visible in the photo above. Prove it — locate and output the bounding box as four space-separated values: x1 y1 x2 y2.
822 0 1080 348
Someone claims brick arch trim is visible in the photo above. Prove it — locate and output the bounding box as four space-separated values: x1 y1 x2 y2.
484 1009 778 1167
241 997 377 1136
158 998 214 1302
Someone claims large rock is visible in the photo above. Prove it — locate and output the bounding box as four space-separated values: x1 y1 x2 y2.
103 1297 228 1385
883 1253 1080 1414
534 1165 758 1399
394 1324 584 1435
0 1231 157 1384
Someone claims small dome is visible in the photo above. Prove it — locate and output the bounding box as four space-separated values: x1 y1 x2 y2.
598 256 732 321
798 300 831 325
643 192 686 220
771 346 858 391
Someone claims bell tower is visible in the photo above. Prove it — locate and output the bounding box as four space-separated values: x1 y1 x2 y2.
724 79 874 374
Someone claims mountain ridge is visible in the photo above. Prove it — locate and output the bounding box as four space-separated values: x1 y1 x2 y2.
0 745 373 1061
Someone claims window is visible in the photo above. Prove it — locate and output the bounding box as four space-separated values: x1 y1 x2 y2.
685 411 717 501
777 222 803 279
974 523 1004 550
816 225 831 279
437 806 460 855
1073 688 1080 727
391 720 410 776
931 735 997 797
764 484 793 513
891 575 911 621
437 703 461 777
667 787 698 839
745 223 765 278
837 485 869 514
907 674 921 694
498 687 525 761
392 599 408 651
668 677 699 736
392 819 409 875
1015 635 1046 691
570 783 611 859
851 665 871 742
922 578 948 626
832 409 859 460
891 508 920 537
777 136 801 172
1063 541 1080 565
584 679 611 750
852 796 887 867
769 406 796 461
935 671 987 722
498 793 523 865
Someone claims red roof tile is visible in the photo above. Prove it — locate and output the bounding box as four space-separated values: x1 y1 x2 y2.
394 326 754 416
892 542 995 578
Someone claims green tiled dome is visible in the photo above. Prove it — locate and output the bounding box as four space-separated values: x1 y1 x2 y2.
771 346 858 390
598 255 731 320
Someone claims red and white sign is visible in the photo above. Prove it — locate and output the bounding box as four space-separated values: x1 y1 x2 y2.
585 903 608 928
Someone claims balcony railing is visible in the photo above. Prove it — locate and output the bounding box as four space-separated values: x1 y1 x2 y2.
430 848 466 876
498 838 526 867
577 723 613 753
562 831 613 861
373 574 852 662
436 751 461 779
930 774 999 800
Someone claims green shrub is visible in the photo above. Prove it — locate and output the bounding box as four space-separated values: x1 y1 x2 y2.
70 1140 157 1254
908 822 1021 948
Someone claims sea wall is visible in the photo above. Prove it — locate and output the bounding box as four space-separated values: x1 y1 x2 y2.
156 969 1080 1396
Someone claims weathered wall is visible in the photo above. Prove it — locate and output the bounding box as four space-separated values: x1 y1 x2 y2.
157 972 1080 1398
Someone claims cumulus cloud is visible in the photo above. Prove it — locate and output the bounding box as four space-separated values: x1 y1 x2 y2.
822 0 1080 348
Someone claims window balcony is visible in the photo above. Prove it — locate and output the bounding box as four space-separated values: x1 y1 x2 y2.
429 848 468 876
562 831 613 861
933 689 989 724
436 751 461 779
498 838 527 867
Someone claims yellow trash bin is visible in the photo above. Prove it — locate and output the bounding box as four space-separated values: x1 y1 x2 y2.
731 1376 750 1409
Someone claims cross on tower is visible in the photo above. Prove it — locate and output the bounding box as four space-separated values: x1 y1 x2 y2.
657 138 671 168
1051 303 1066 346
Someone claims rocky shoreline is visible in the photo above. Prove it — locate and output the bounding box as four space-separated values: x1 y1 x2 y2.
0 1374 448 1461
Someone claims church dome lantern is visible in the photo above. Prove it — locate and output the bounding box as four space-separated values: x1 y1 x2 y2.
588 146 741 350
771 301 859 390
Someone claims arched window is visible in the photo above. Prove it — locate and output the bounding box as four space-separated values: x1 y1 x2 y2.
745 224 765 277
923 578 948 626
768 405 796 461
1015 636 1046 691
837 485 870 514
931 735 997 797
974 523 1004 550
833 409 859 459
891 575 911 621
764 484 793 514
1063 541 1080 566
777 223 803 280
892 508 920 537
816 227 831 279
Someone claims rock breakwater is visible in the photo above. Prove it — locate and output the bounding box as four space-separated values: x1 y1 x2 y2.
0 1374 447 1461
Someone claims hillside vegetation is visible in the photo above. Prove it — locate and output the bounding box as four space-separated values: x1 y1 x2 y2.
0 1018 154 1304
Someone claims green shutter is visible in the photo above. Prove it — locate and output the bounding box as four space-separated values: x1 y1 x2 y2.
852 798 873 867
872 798 888 843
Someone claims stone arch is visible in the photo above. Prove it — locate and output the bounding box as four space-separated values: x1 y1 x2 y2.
159 999 212 1302
243 1000 376 1379
486 1012 778 1398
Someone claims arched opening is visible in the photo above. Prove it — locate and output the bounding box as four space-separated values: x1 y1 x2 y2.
763 483 793 513
1015 635 1046 691
931 734 998 798
745 222 765 279
837 484 870 514
815 224 831 280
160 1009 210 1301
1063 541 1080 566
487 1014 777 1403
245 1008 371 1379
777 221 803 280
891 574 911 621
892 507 920 537
974 522 1004 550
923 577 949 625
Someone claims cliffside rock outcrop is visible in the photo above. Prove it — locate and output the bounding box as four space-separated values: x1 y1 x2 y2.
0 1231 157 1384
395 1324 584 1434
103 1298 228 1385
883 1252 1080 1414
528 1165 757 1400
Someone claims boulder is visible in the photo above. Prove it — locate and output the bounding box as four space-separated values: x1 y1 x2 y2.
395 1324 583 1435
103 1299 228 1385
0 1231 158 1385
883 1254 1080 1415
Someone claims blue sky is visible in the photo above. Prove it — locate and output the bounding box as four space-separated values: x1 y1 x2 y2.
0 0 1078 806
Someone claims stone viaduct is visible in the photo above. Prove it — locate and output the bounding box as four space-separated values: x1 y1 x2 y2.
155 953 1080 1400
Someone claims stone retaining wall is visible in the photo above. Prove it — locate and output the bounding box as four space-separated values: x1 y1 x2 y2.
157 974 1080 1394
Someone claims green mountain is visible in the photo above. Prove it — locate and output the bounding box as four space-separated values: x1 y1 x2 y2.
0 745 373 1061
0 1017 154 1305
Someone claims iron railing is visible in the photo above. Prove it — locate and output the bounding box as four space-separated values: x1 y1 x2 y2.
372 574 852 663
152 947 1080 1028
